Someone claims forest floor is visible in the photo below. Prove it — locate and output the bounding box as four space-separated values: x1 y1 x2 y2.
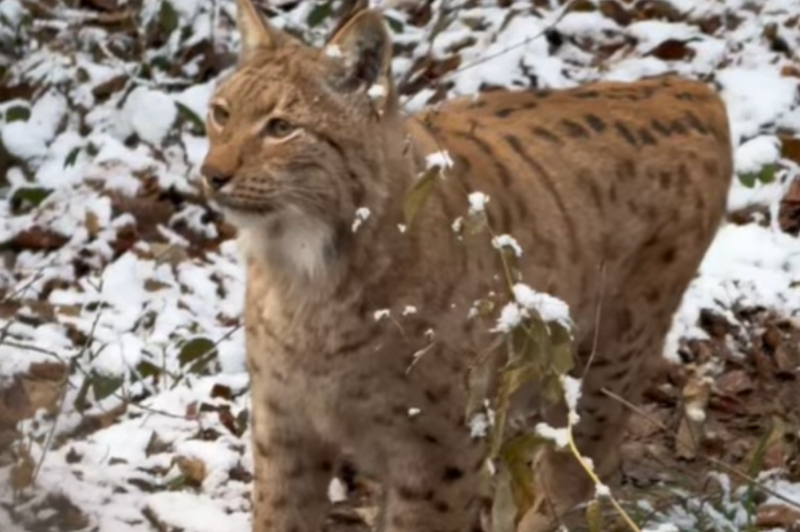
1 0 800 531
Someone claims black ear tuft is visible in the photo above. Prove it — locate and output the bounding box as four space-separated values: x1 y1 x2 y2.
324 10 393 93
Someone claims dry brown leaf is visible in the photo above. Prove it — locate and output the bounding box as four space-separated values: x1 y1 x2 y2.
781 137 800 165
778 177 800 235
11 445 35 491
21 376 63 416
756 503 800 528
715 369 753 396
647 39 695 61
599 0 631 25
175 455 206 486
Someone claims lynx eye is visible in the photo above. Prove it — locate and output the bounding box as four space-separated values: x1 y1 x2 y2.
211 104 229 127
263 118 296 139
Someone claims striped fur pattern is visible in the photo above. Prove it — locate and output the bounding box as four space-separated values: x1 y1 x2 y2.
200 2 733 531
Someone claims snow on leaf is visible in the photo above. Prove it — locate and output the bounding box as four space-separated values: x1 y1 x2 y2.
352 206 371 232
425 150 454 169
492 234 523 257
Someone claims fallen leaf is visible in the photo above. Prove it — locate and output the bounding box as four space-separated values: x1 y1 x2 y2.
175 455 206 487
756 503 800 528
715 369 753 395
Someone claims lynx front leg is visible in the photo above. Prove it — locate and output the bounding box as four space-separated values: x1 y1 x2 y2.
380 429 484 532
250 407 336 532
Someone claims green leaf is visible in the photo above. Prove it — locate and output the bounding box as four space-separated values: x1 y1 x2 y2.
548 321 574 376
586 499 604 532
738 163 777 189
175 102 205 134
738 172 756 188
73 376 92 414
159 0 179 36
150 55 170 72
490 465 518 532
307 1 333 28
137 360 162 380
498 433 546 522
235 408 250 437
757 163 777 185
91 372 124 402
11 187 53 213
385 15 404 34
179 337 217 370
64 147 81 168
403 166 439 227
5 105 30 123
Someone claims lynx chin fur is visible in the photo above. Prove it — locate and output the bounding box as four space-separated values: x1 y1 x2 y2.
200 1 733 531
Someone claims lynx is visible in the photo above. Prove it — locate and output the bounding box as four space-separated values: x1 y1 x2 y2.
200 1 733 531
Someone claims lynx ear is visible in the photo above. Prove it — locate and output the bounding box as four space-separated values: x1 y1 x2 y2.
235 0 296 62
324 9 393 94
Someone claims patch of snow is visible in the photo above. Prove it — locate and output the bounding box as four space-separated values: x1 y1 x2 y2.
425 150 454 169
352 206 371 232
1 91 67 160
328 478 347 503
512 284 572 328
121 86 178 145
144 492 249 532
534 422 569 449
493 302 523 333
492 234 523 257
467 192 490 214
665 223 800 360
718 68 798 145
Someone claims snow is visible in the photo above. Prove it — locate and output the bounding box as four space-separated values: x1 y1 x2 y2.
492 234 523 257
665 223 800 360
425 150 454 169
734 136 781 175
327 478 347 503
352 206 371 232
467 192 490 214
324 44 342 58
717 68 798 146
1 91 66 160
560 375 582 425
143 492 249 532
493 303 523 333
469 412 491 439
512 283 572 328
534 422 570 449
121 86 178 146
367 83 387 100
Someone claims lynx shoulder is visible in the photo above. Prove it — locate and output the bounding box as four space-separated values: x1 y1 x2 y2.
200 2 733 531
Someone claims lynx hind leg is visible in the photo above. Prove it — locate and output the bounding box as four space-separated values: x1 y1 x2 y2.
518 322 666 531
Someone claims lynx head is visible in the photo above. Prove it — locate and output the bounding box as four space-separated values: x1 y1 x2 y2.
201 0 403 278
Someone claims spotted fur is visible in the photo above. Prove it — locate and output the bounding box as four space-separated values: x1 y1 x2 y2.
201 2 733 531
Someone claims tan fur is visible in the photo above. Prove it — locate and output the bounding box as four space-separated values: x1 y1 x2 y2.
201 2 733 532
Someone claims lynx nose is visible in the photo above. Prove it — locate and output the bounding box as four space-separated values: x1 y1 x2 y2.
201 165 233 191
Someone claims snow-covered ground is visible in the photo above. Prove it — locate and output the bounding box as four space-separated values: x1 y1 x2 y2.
0 0 799 530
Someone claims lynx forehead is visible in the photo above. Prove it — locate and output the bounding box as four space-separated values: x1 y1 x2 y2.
201 1 733 531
